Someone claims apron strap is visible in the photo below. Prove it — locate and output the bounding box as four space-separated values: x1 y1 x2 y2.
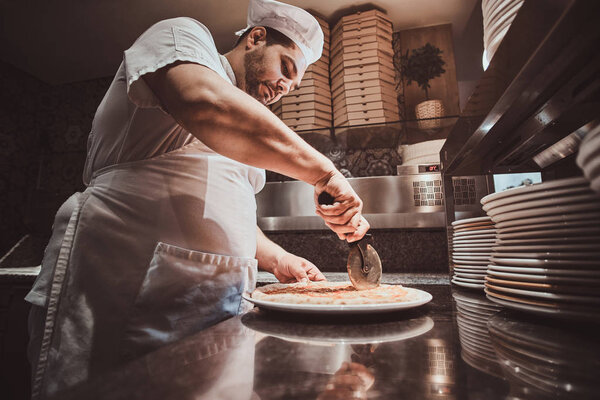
31 192 90 400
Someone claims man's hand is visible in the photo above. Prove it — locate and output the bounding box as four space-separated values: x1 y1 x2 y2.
314 172 370 242
272 252 326 283
317 362 375 400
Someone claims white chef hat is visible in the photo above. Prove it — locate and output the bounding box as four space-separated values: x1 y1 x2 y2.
236 0 324 66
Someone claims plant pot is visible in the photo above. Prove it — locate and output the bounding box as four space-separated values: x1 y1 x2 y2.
415 99 445 130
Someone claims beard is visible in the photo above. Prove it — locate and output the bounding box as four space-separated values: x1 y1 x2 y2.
243 50 270 105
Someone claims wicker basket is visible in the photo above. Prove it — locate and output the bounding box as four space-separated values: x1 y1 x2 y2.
415 100 445 130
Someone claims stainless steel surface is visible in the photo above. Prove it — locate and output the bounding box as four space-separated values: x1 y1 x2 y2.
532 121 596 168
441 0 598 176
256 176 445 230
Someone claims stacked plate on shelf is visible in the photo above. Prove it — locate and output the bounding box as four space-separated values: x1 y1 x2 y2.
450 216 496 290
481 0 524 68
330 9 399 127
271 14 332 131
452 290 504 378
481 177 600 319
488 314 599 398
576 122 600 193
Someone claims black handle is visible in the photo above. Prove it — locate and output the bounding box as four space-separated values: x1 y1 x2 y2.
317 191 335 205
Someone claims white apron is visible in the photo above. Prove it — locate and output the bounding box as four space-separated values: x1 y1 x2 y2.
31 140 260 399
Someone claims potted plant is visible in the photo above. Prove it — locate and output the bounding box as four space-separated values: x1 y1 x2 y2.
398 42 446 129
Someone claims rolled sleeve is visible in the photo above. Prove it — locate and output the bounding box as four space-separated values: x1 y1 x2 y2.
124 17 224 109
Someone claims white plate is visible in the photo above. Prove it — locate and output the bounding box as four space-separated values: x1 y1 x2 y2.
452 240 496 249
494 211 600 229
451 234 497 241
492 243 600 252
452 238 497 244
454 267 488 273
491 202 600 223
486 269 600 285
452 254 490 262
490 256 600 268
488 264 600 277
486 193 600 217
485 291 600 319
451 216 492 226
453 265 488 271
485 276 600 295
455 272 487 279
482 186 592 211
454 229 496 237
496 218 600 233
454 276 485 284
241 288 432 314
481 177 589 204
496 236 600 245
497 226 600 239
453 222 494 230
453 250 492 256
452 279 484 289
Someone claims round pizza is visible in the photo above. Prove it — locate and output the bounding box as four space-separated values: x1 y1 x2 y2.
251 281 422 305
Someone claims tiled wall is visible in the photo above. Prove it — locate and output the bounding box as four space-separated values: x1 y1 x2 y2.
0 61 111 256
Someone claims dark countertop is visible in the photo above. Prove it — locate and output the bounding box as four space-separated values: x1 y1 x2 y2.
48 283 600 400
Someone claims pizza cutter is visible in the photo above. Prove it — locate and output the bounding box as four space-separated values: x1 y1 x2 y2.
318 191 382 290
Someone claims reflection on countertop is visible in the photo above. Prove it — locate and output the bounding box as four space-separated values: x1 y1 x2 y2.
47 285 600 400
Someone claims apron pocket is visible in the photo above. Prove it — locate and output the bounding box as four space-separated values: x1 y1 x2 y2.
122 241 257 359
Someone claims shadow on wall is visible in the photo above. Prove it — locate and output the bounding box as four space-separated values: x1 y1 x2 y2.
0 60 112 259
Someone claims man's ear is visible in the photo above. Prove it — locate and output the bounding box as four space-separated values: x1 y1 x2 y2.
246 26 267 49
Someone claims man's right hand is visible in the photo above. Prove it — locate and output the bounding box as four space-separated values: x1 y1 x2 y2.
314 172 370 242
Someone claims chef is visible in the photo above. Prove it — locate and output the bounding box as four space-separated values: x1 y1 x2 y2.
25 0 369 398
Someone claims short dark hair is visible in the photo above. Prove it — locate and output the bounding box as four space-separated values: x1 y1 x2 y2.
235 26 295 49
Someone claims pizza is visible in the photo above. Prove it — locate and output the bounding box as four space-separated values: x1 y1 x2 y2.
251 281 421 305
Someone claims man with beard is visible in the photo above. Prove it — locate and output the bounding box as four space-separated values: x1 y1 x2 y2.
25 0 369 398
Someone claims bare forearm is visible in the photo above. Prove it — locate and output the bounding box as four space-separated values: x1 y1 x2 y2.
148 62 336 185
255 227 286 273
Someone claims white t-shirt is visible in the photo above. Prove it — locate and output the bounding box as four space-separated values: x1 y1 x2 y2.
82 16 265 192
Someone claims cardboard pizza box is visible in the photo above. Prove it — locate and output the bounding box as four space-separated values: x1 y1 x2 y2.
331 27 392 48
331 61 396 81
330 32 393 52
305 63 329 80
336 9 392 25
293 78 330 91
334 109 398 126
330 38 393 60
284 116 332 129
281 109 332 120
330 51 394 71
334 100 398 114
333 92 398 108
332 17 393 37
278 101 332 113
331 26 392 45
282 92 332 106
310 58 330 71
331 78 395 99
286 84 331 97
301 71 330 85
333 84 398 102
331 72 396 92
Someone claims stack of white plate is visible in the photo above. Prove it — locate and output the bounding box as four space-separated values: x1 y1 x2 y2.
576 122 600 193
481 177 600 319
488 314 598 398
481 0 524 68
451 216 496 290
452 290 504 378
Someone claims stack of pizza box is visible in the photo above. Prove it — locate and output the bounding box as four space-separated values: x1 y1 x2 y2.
330 9 399 127
270 15 332 131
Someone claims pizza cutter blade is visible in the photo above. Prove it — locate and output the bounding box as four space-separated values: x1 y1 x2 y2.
318 192 382 290
347 234 382 290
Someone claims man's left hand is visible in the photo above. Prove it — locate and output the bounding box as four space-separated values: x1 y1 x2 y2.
272 253 326 283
